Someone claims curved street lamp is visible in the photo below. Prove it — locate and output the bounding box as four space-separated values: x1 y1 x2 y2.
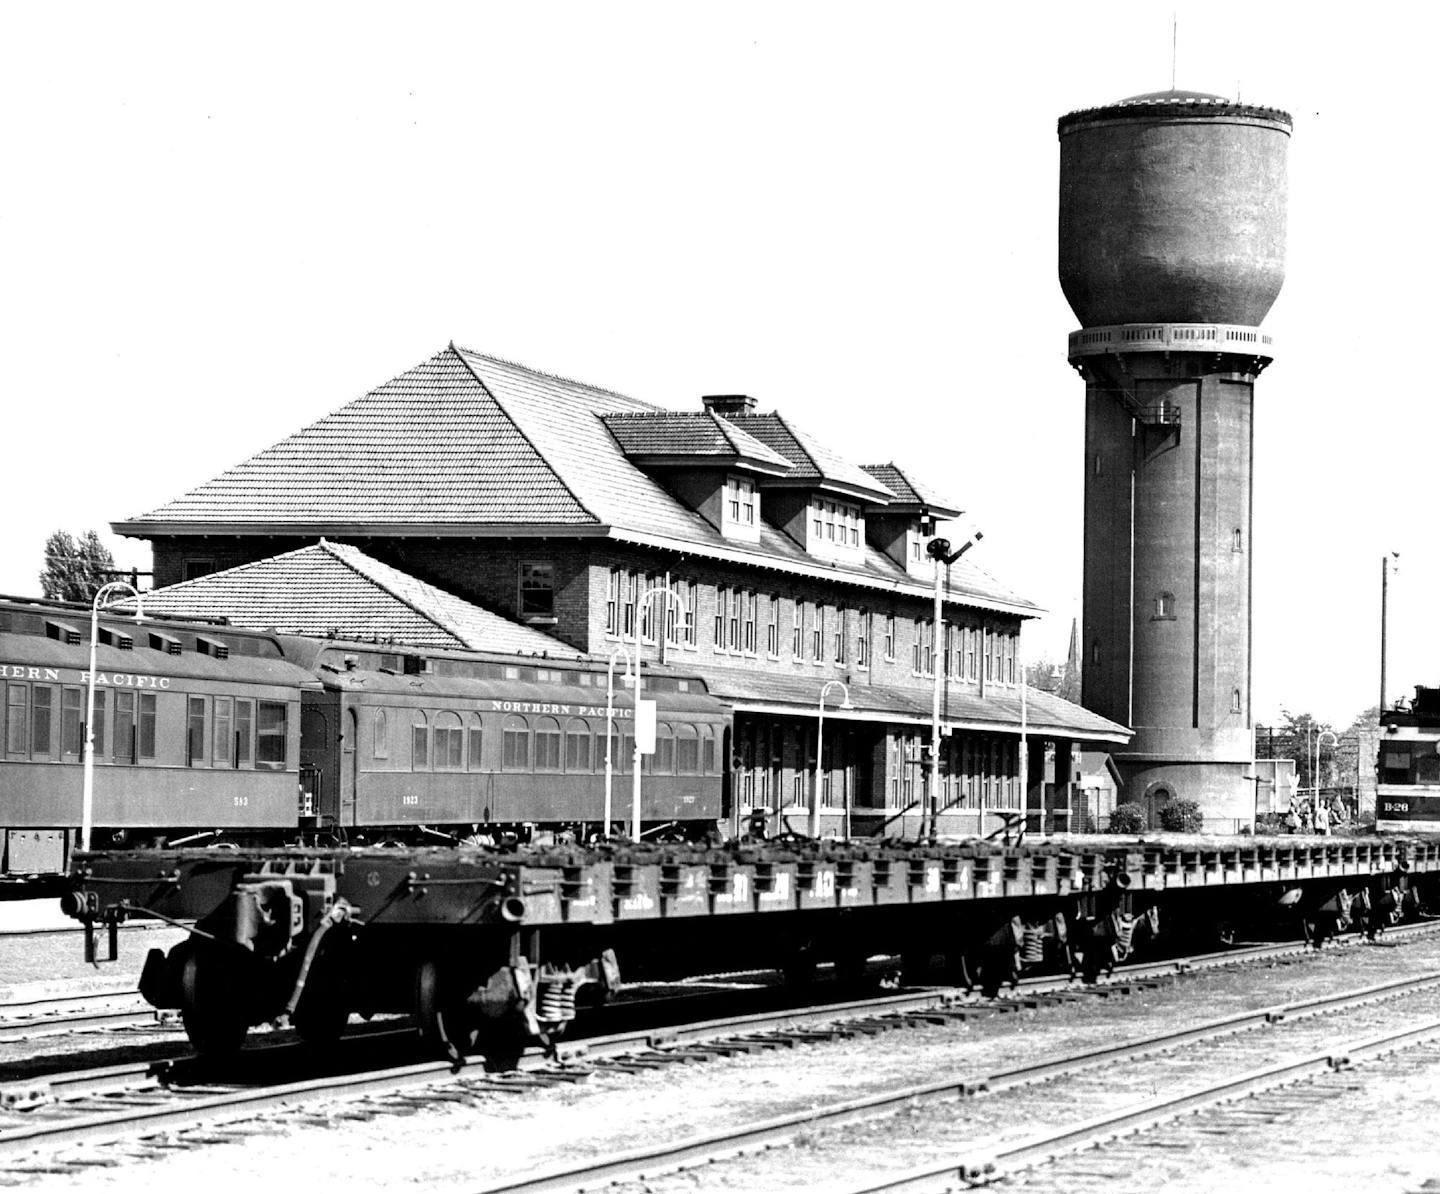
926 531 982 840
82 581 144 852
813 679 853 838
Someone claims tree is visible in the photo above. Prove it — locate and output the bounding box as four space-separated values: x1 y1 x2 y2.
38 530 116 603
1025 657 1061 694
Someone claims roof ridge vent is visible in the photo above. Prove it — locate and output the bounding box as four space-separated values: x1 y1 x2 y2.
701 394 757 416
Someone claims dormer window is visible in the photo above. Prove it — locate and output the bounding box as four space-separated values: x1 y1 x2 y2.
807 497 864 557
720 475 761 542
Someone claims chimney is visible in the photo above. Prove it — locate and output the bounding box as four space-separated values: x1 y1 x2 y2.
701 394 757 416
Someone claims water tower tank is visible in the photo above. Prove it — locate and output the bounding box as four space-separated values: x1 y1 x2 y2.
1058 91 1290 329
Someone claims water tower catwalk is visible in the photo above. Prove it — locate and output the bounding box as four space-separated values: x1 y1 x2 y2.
1058 90 1291 821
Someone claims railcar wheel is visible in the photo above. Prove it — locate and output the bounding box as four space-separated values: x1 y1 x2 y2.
414 959 479 1062
179 948 249 1056
292 998 350 1045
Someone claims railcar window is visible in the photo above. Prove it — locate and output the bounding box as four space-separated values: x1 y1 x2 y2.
655 723 675 773
1419 755 1440 784
114 692 135 765
1380 747 1413 784
702 725 716 773
214 697 233 766
255 702 287 769
411 712 429 770
434 711 463 770
535 716 562 772
675 723 698 774
32 686 53 759
6 684 27 755
92 690 106 758
187 697 205 766
565 719 591 771
502 714 530 770
373 708 389 759
62 687 82 757
235 700 252 765
139 693 157 761
467 717 482 769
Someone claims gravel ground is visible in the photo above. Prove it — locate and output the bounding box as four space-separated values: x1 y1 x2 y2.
6 931 1440 1194
0 900 185 1000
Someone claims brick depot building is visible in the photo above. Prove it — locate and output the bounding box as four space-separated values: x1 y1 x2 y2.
116 344 1127 837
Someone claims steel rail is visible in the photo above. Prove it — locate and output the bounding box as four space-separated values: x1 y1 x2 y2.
470 966 1440 1194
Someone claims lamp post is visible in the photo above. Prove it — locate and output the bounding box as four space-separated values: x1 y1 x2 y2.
813 680 853 838
603 644 634 839
925 531 982 840
632 585 687 841
82 581 143 853
1315 730 1339 811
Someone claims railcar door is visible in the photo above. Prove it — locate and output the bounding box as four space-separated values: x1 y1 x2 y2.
299 692 342 829
343 706 358 828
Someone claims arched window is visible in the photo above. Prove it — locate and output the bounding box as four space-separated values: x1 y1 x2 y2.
534 716 562 772
1154 592 1176 620
411 711 429 770
675 723 699 774
434 711 464 770
467 716 483 769
565 719 591 771
502 715 530 771
1231 688 1242 714
701 725 717 774
654 723 675 774
373 709 389 759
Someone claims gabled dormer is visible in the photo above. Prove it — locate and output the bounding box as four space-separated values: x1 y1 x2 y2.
601 403 791 542
860 463 963 579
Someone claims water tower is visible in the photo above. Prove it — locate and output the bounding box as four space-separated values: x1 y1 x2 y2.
1058 90 1291 821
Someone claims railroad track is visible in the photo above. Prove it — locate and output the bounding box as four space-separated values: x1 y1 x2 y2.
0 924 1433 1178
0 990 170 1043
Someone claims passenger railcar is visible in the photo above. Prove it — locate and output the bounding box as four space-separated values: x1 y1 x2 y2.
0 597 728 888
1377 686 1440 832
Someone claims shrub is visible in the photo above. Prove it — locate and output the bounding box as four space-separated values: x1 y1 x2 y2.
1109 802 1146 834
1158 798 1204 834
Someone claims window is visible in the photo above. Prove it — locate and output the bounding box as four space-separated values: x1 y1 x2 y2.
62 687 82 757
833 608 846 665
984 630 994 682
139 693 156 761
235 700 252 766
675 723 699 774
622 572 638 638
114 688 136 766
792 603 805 661
1231 688 1242 714
373 709 389 759
856 610 869 668
701 725 716 773
728 589 741 652
714 586 728 651
966 628 977 680
685 582 698 646
884 615 896 661
32 687 53 759
655 723 675 773
766 596 780 657
535 716 562 771
565 719 591 771
666 580 687 645
812 605 824 661
184 558 215 581
725 476 757 526
1154 591 1176 620
812 504 823 538
503 715 530 770
6 684 27 755
213 696 232 766
1233 528 1243 553
92 690 105 758
411 712 429 770
468 717 483 769
519 563 555 617
913 620 924 674
639 573 658 644
434 712 464 770
606 568 621 636
743 591 757 654
187 697 205 766
256 701 287 769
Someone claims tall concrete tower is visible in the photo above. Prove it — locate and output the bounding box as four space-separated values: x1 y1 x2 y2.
1057 90 1291 822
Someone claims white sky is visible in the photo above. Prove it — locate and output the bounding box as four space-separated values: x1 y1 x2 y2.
1 1 1432 729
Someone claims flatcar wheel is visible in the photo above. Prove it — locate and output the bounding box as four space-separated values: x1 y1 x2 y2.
414 959 479 1061
179 948 249 1056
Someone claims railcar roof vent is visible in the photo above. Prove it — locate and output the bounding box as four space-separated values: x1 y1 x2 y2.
196 635 231 660
98 626 134 651
148 631 182 655
45 619 82 645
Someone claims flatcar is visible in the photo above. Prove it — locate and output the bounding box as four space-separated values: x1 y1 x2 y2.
1377 685 1440 832
0 596 727 890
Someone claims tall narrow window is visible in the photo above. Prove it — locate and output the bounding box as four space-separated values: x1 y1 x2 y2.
113 691 134 764
833 608 846 664
685 582 698 646
6 685 28 756
187 697 205 766
714 586 728 651
32 687 53 759
62 687 83 757
139 693 157 761
518 563 555 618
856 610 869 667
728 589 741 651
534 717 562 771
1231 688 1243 714
606 568 621 636
792 603 805 661
812 606 824 661
743 591 757 654
434 712 464 770
235 700 252 766
565 719 591 771
622 572 638 637
1154 591 1176 620
503 715 530 770
766 596 780 657
884 615 896 661
92 690 105 759
373 709 390 759
213 696 232 766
